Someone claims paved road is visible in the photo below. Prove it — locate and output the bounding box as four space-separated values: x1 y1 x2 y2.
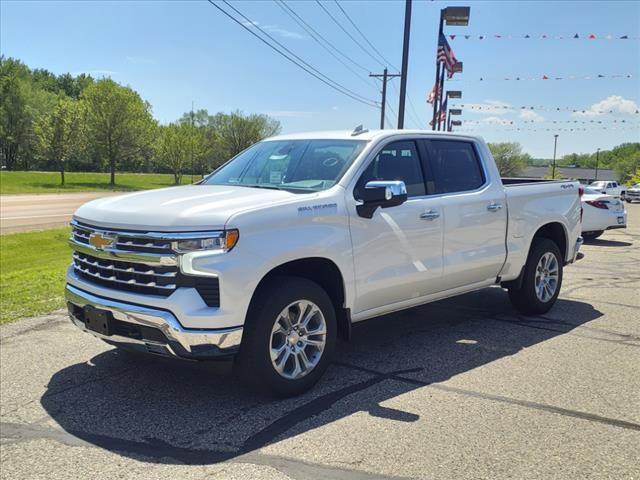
0 192 120 234
1 205 639 479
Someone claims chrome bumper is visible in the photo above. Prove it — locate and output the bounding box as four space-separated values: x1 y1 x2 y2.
571 236 584 263
65 284 242 359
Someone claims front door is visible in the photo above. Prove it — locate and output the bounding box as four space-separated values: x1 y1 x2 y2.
348 140 444 316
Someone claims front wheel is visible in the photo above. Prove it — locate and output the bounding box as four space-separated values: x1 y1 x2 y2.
508 238 563 315
235 276 336 397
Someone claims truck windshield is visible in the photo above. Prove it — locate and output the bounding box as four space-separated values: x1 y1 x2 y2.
203 139 367 192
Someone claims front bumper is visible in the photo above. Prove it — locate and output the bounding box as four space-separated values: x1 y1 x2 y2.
65 284 243 360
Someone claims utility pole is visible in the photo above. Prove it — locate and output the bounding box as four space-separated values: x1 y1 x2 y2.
191 100 195 183
397 0 412 129
552 134 559 179
370 68 401 129
595 147 600 181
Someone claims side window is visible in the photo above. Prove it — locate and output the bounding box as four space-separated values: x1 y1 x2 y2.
355 141 426 198
427 140 485 194
607 182 614 188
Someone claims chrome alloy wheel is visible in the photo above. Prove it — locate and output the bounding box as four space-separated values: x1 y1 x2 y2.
269 300 327 380
535 252 559 302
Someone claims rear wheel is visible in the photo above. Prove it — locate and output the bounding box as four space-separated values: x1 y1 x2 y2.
508 238 563 315
583 230 604 240
235 276 336 397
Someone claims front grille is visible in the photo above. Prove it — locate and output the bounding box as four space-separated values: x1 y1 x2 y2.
73 251 178 296
70 222 221 306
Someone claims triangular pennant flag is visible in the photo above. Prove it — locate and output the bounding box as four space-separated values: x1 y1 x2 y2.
542 75 549 80
542 34 548 39
479 35 484 40
516 77 520 80
620 35 628 39
479 77 484 81
464 35 470 39
524 34 530 38
597 74 605 78
495 35 502 38
449 34 456 40
589 34 596 39
573 33 579 39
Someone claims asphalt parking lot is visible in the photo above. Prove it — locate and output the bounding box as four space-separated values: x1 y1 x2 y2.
1 204 639 480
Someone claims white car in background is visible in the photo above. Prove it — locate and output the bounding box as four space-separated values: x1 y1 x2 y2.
624 183 640 203
588 180 625 199
581 187 627 240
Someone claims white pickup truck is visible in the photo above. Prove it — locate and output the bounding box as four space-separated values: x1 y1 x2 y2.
66 129 583 396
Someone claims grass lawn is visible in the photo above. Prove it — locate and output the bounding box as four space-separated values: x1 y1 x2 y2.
0 227 71 324
0 171 195 194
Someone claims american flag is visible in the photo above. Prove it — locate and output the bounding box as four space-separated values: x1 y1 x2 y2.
437 33 459 78
438 97 448 121
426 84 441 104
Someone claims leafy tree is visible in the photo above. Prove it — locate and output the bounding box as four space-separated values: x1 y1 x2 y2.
545 164 565 179
155 122 206 184
33 96 84 185
210 110 281 163
488 142 530 176
609 143 640 183
627 168 640 186
82 79 155 185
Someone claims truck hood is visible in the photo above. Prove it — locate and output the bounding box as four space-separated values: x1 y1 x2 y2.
73 185 304 231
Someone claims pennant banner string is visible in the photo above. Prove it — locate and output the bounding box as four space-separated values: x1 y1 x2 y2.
446 74 634 82
447 34 639 41
451 104 640 114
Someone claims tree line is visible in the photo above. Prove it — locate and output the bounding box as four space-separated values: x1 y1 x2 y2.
488 141 639 183
1 56 637 186
0 57 280 185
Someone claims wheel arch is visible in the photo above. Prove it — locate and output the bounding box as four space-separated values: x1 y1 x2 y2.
249 257 351 341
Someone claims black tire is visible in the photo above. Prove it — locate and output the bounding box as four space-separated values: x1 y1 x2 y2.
583 231 604 240
235 275 336 397
508 238 563 315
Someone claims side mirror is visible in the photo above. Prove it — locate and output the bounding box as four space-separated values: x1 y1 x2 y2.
357 180 408 218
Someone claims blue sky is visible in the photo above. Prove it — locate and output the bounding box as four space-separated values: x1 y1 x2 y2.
1 0 639 158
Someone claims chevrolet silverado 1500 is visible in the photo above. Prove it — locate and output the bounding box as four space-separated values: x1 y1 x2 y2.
66 129 583 395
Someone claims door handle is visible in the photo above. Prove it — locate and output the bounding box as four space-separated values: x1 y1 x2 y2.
420 210 440 220
487 202 503 212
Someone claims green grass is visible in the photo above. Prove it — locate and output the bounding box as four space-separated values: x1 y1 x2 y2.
0 227 72 324
0 171 194 194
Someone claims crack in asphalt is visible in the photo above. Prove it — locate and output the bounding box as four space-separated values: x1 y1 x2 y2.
0 421 412 480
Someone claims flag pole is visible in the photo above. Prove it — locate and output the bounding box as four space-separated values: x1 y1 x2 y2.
437 66 446 130
431 10 444 130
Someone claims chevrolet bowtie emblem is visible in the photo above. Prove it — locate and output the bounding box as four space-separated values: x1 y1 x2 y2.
89 233 116 250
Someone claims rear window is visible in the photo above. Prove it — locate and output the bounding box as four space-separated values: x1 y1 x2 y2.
427 140 485 194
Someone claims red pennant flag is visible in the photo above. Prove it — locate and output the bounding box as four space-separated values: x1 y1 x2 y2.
589 34 596 39
542 75 549 80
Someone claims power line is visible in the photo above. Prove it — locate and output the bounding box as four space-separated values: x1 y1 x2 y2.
333 0 399 71
208 0 379 108
315 0 387 69
277 0 371 74
274 0 375 90
389 80 422 128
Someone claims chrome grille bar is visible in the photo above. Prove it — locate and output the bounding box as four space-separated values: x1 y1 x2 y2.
72 253 177 278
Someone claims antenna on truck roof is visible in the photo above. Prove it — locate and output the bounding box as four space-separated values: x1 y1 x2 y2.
351 124 369 136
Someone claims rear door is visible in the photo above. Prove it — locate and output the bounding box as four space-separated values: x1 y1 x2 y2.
349 139 444 315
422 139 507 290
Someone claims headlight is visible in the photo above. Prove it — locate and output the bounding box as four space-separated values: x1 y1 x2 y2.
173 229 239 253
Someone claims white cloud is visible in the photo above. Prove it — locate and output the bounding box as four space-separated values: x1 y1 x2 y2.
573 95 639 117
242 20 304 39
464 100 512 115
480 116 513 125
519 110 544 122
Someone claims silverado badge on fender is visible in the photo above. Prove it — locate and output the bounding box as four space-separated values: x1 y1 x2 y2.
88 233 116 250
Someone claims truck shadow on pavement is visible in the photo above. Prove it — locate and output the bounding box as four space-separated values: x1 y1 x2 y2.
41 288 606 465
